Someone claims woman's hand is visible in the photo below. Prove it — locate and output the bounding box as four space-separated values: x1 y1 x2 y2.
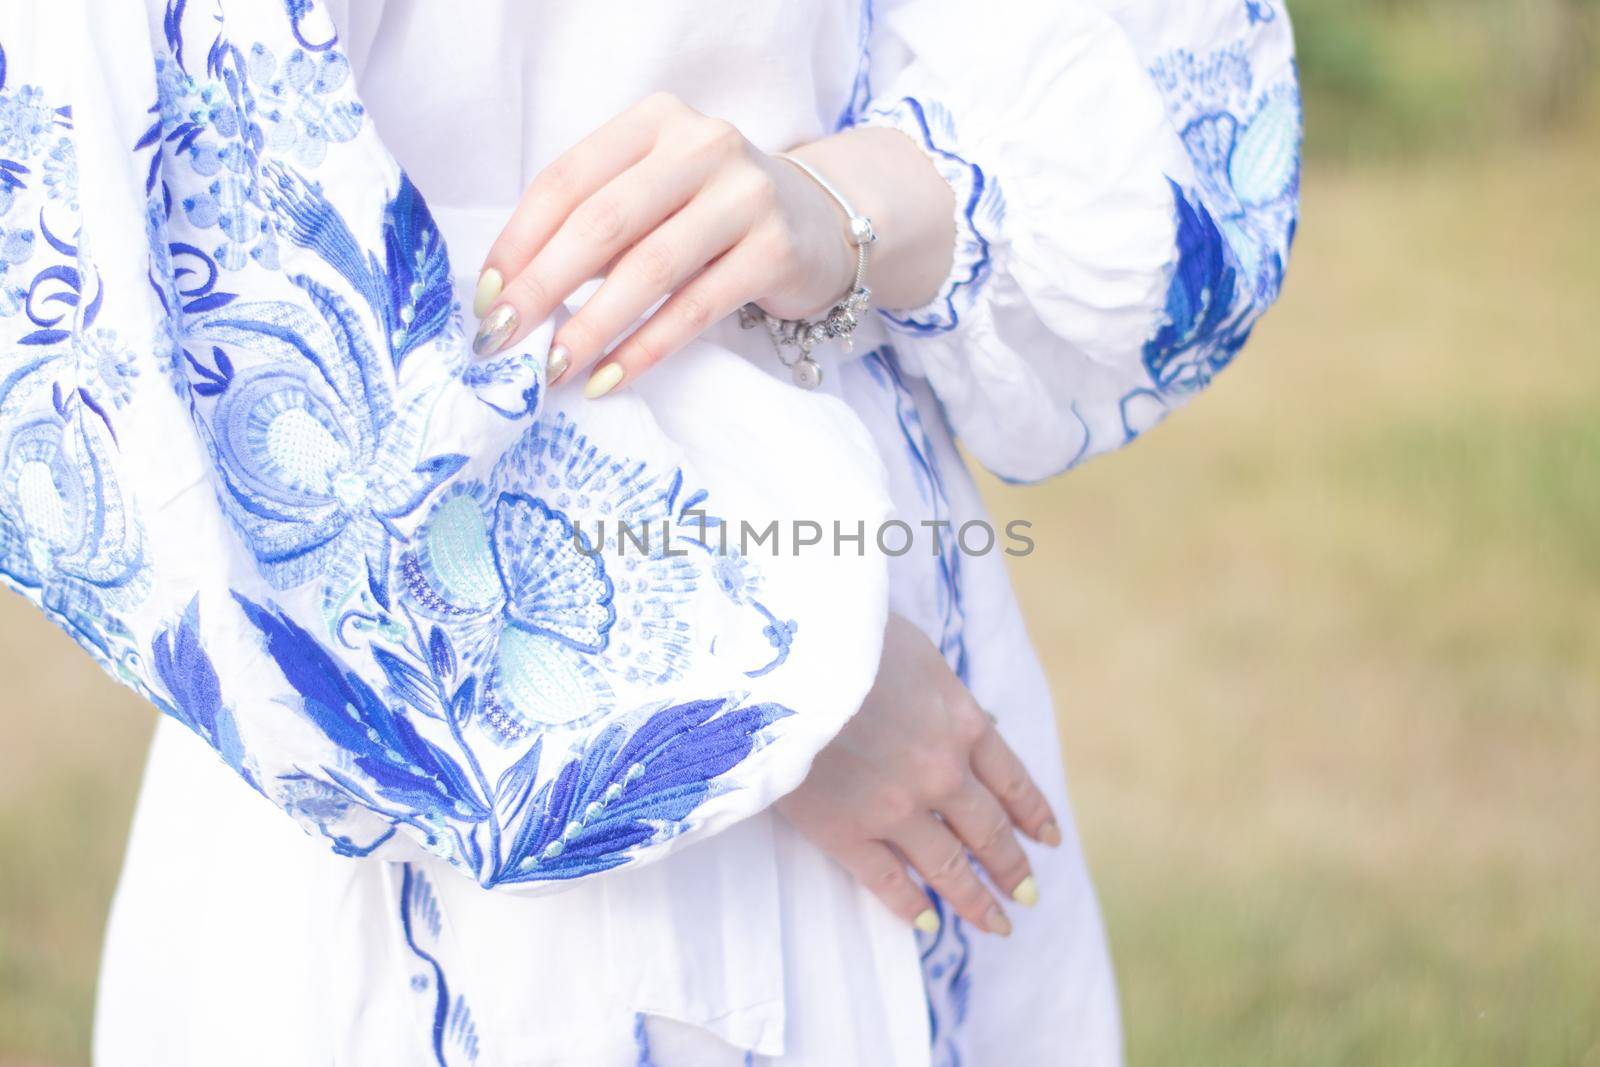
471 92 955 398
777 614 1063 937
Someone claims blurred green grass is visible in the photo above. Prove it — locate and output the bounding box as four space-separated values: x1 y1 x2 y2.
3 5 1599 1065
986 108 1600 1065
1292 0 1599 161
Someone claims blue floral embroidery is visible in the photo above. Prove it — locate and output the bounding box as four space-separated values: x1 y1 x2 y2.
863 347 973 1067
460 350 544 419
1245 0 1279 25
41 137 76 209
139 7 809 891
149 37 363 269
5 9 819 1062
0 61 150 659
1141 178 1250 395
403 413 797 743
1150 43 1301 309
246 44 363 168
176 198 460 607
191 276 466 609
400 863 482 1067
404 479 623 740
229 587 795 885
0 402 148 649
139 21 465 616
1122 41 1302 441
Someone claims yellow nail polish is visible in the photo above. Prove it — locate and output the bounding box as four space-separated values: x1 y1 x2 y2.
584 363 623 400
473 268 503 318
1038 821 1063 848
1011 875 1039 908
914 909 940 934
986 907 1013 937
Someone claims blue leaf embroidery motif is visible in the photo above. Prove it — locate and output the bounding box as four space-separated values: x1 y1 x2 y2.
150 597 254 786
236 594 490 823
493 697 793 885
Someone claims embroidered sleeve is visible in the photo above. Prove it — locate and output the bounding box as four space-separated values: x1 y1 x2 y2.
0 2 891 893
845 0 1302 483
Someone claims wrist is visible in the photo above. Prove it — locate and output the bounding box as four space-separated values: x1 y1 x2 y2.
787 125 956 312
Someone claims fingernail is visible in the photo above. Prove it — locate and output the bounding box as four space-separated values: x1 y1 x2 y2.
472 268 503 318
1011 875 1039 908
985 906 1013 937
546 344 571 384
472 304 517 357
914 909 940 934
1039 821 1063 848
584 362 623 400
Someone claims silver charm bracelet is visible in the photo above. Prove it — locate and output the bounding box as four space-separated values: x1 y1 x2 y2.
738 153 876 390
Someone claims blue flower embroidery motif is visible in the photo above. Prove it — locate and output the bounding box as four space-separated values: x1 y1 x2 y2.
401 413 802 745
244 43 362 169
0 219 34 318
1149 44 1302 306
403 482 621 740
0 82 58 158
149 39 362 270
192 289 465 608
158 130 460 609
1123 41 1302 436
77 328 140 407
0 411 147 655
0 75 149 658
233 589 794 887
41 136 75 209
152 55 274 270
0 65 73 320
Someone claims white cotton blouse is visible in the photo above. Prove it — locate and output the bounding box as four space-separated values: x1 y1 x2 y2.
86 2 1300 1065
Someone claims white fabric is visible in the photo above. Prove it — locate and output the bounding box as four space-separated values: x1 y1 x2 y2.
83 1 1301 1065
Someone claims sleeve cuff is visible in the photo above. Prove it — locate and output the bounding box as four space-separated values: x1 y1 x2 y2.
852 96 1003 337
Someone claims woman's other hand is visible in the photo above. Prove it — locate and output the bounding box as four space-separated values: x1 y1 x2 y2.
471 91 953 397
777 614 1063 937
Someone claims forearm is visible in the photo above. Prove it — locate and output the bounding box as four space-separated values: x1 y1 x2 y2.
787 125 956 313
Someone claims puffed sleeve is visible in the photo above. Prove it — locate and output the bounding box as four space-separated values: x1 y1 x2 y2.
0 0 890 895
843 0 1302 482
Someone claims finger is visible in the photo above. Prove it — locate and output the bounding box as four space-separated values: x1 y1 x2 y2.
970 721 1062 848
580 238 772 397
550 187 754 382
476 151 714 358
832 840 940 934
479 94 677 292
937 774 1038 908
891 815 1011 936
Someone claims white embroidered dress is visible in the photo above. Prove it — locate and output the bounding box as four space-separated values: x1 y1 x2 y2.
0 2 1297 1065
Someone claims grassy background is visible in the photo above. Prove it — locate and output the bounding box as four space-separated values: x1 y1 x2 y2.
990 111 1600 1064
2 3 1598 1064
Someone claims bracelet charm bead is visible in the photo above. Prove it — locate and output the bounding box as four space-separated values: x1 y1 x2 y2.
738 284 870 390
